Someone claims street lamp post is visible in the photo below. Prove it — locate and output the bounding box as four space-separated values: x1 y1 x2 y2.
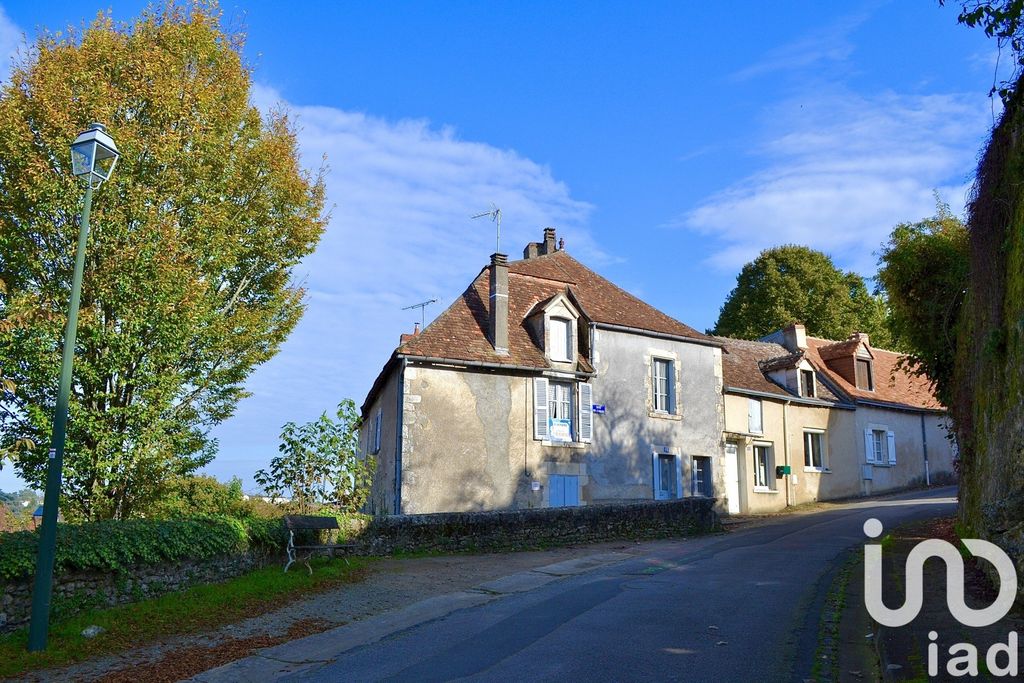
27 123 118 652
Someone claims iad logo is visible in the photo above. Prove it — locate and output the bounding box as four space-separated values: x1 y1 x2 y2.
862 518 1017 627
863 518 1021 678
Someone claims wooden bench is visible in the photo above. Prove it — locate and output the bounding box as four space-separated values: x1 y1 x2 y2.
283 515 355 574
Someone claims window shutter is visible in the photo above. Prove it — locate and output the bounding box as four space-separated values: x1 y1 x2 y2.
887 431 897 465
578 383 593 442
373 410 382 453
534 378 549 440
651 452 661 500
863 429 874 463
669 362 677 413
675 455 684 499
650 360 657 408
748 399 762 434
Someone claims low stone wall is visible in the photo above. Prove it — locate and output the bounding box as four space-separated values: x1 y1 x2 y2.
0 499 718 633
0 552 265 634
354 498 720 555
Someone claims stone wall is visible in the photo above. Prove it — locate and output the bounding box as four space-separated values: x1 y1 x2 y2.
0 552 263 634
0 498 718 633
354 497 720 555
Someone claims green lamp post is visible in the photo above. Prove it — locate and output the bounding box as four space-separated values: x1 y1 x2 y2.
27 123 119 652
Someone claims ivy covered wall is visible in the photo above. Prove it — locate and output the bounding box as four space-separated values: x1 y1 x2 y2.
955 71 1024 586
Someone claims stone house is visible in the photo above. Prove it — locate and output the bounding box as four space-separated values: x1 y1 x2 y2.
718 324 957 514
360 228 726 515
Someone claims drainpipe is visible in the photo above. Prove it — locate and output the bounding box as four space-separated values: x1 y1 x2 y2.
782 400 792 507
920 413 930 486
394 357 407 515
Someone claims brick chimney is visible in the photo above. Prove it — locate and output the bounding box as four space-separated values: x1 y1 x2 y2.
542 227 557 254
522 227 559 259
489 253 509 355
399 322 421 345
782 322 808 351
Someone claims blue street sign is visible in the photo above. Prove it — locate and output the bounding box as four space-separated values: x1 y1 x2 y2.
592 404 606 414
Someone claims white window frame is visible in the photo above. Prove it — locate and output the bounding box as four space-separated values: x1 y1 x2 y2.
863 427 896 466
803 429 827 472
652 357 674 413
800 368 816 398
691 455 713 497
534 377 593 444
652 451 684 500
549 316 573 362
747 398 763 435
753 443 773 491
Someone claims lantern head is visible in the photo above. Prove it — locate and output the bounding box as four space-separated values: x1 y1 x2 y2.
71 123 119 186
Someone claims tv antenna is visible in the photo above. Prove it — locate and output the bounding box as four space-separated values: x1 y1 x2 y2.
402 298 438 327
471 204 502 254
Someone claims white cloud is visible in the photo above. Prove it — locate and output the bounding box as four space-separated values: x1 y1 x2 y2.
730 8 871 81
212 85 594 484
676 90 989 274
0 5 22 84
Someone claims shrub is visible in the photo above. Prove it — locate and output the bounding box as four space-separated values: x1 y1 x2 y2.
0 516 286 583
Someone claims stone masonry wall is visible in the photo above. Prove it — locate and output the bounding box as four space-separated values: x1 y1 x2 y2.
0 552 263 634
356 497 720 555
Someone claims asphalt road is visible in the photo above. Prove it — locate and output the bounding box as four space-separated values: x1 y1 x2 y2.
280 488 957 683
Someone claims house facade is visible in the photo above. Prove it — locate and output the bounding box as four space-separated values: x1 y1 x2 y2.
359 230 956 517
719 324 957 514
360 229 726 515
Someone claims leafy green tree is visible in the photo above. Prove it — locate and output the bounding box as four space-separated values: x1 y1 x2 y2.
0 2 326 520
144 474 248 518
254 400 374 515
876 201 969 407
712 245 892 346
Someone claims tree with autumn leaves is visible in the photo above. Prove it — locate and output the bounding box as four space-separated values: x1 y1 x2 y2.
0 2 326 520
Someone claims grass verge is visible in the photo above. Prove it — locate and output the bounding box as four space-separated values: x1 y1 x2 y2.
811 550 858 682
0 555 372 679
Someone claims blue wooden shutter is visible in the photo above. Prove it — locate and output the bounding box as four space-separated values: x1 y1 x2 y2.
651 452 661 499
566 476 580 506
578 383 593 442
534 378 549 440
675 455 684 498
669 361 677 413
887 431 897 465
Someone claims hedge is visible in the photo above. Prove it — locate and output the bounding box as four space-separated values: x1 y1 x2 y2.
0 516 288 583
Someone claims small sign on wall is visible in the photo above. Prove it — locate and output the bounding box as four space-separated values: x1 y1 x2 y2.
531 480 541 492
592 404 606 414
549 418 572 442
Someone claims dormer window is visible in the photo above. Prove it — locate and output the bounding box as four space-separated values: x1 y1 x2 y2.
800 369 816 398
549 317 573 362
856 359 873 391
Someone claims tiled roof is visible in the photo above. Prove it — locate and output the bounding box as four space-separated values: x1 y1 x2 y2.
362 246 716 415
398 249 712 369
758 351 805 373
804 337 942 411
509 251 712 342
397 268 593 372
715 336 844 403
817 338 863 361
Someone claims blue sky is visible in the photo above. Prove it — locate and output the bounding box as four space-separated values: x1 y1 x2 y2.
0 1 1004 492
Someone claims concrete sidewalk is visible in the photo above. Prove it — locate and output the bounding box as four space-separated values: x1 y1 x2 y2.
190 552 634 682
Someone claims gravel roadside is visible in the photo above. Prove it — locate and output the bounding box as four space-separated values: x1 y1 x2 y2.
29 538 661 682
